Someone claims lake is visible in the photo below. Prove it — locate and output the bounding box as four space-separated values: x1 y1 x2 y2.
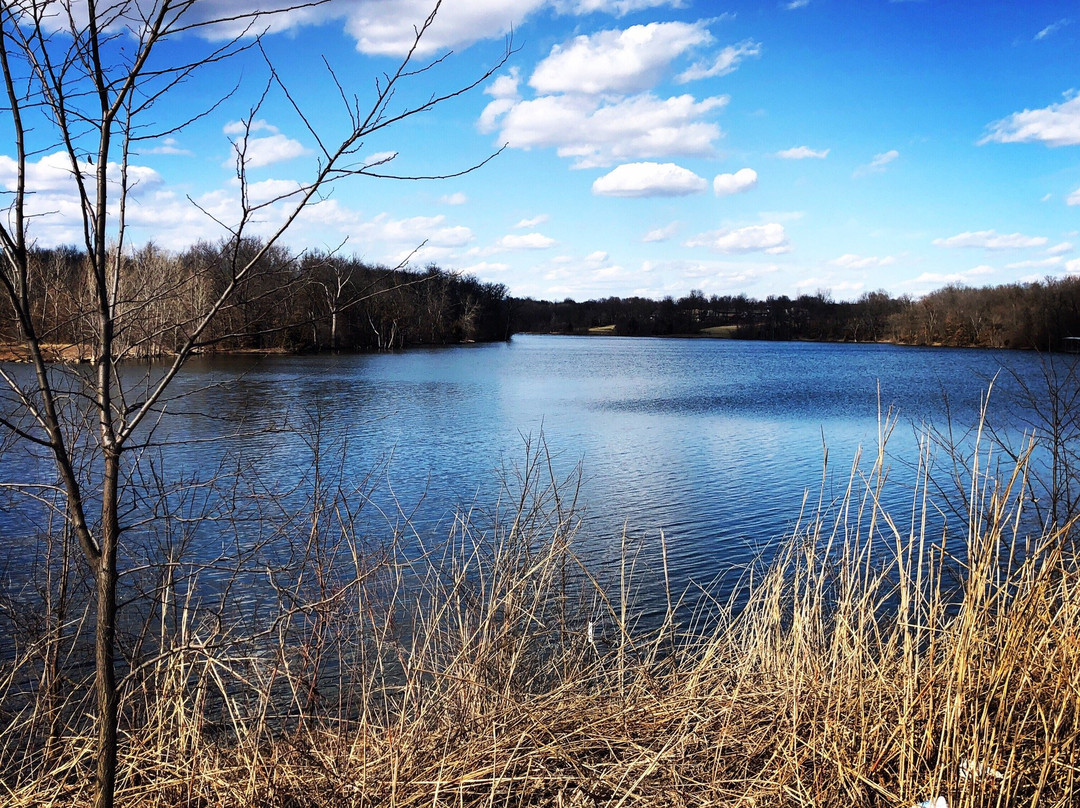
0 335 1071 611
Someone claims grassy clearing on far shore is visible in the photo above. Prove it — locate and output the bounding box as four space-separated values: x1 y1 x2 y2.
700 324 739 337
2 421 1078 807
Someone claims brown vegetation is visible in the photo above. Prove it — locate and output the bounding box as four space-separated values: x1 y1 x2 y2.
512 277 1080 350
0 244 510 361
2 425 1077 807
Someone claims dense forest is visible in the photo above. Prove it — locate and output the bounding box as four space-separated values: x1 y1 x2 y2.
512 277 1080 351
5 243 1080 357
0 241 511 358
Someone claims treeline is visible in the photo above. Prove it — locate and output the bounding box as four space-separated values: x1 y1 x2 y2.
510 276 1080 350
2 241 511 357
9 243 1080 357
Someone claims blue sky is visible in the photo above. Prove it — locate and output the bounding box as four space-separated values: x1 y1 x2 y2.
4 0 1079 301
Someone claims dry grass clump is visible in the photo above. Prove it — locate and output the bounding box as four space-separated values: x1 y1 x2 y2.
2 426 1079 807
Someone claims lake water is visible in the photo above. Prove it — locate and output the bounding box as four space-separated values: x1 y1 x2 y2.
1 335 1071 610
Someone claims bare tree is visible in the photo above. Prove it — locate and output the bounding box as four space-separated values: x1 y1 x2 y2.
0 2 509 806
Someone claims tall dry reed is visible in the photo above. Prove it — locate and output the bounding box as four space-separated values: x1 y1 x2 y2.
1 419 1078 807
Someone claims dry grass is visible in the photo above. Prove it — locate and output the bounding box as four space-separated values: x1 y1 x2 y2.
2 422 1079 807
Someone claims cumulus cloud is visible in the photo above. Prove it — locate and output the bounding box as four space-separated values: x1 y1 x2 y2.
776 145 829 159
1048 241 1074 255
479 68 523 131
486 67 522 100
331 0 539 57
1004 257 1064 270
223 120 308 169
353 213 473 247
908 266 995 286
485 92 727 169
1069 187 1080 206
980 95 1080 147
561 0 687 14
239 134 308 168
529 22 712 96
593 162 707 197
686 222 789 254
161 1 689 59
145 137 193 156
358 151 398 172
643 222 680 242
635 258 781 296
854 149 899 177
498 232 557 250
482 20 740 169
0 151 167 243
459 261 511 276
829 254 897 269
933 229 1049 250
712 168 757 196
514 214 550 228
677 40 761 82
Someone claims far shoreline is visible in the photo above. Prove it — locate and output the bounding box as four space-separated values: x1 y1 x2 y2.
0 330 1062 364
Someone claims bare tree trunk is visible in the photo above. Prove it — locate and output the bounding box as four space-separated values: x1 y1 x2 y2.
0 6 510 807
95 450 121 808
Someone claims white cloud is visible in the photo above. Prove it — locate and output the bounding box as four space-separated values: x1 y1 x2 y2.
757 210 805 222
145 137 193 156
1068 187 1080 206
933 229 1049 250
0 151 168 244
478 97 519 133
786 0 810 8
239 134 308 168
1005 257 1064 270
223 119 264 137
561 0 687 14
529 22 712 96
829 253 897 269
488 92 727 169
486 67 521 100
353 213 473 247
1048 241 1074 255
441 192 468 205
514 214 550 228
776 145 829 159
593 162 707 197
240 177 307 206
908 266 994 286
677 39 761 82
1067 257 1080 275
223 121 307 169
459 261 511 276
186 1 692 60
854 149 899 177
635 258 782 296
712 167 757 196
499 232 556 250
1035 19 1070 41
980 95 1080 147
643 222 679 242
339 0 542 57
361 151 398 169
686 222 789 254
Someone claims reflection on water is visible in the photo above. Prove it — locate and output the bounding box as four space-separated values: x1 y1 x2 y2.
0 335 1070 606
